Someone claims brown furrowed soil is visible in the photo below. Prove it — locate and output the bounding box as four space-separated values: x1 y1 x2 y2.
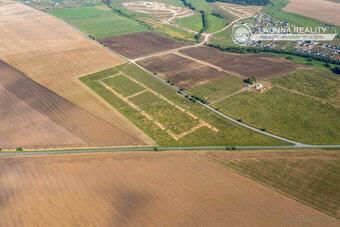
0 151 336 226
138 53 229 89
0 60 147 149
283 0 340 26
180 46 303 80
97 32 191 59
0 2 154 148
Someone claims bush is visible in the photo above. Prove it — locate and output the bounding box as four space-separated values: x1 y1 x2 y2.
153 147 158 151
332 66 340 75
286 56 293 60
16 147 23 151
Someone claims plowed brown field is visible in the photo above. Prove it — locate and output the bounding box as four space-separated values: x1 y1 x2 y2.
0 60 147 149
138 53 229 89
0 151 335 226
180 46 303 80
97 32 190 59
0 2 154 148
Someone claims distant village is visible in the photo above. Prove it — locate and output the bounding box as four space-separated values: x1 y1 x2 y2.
236 14 340 60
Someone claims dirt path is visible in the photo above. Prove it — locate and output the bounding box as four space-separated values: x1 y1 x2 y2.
210 88 246 105
273 84 340 109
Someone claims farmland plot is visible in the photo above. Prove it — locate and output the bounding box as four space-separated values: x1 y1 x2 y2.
0 2 154 148
0 151 336 226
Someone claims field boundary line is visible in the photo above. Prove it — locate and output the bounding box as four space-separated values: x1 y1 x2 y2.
197 152 340 220
273 84 340 109
99 72 218 140
210 88 246 105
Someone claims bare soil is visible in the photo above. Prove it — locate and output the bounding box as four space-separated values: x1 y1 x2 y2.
283 0 340 26
0 60 147 149
97 32 191 59
138 53 229 89
180 46 303 80
0 151 335 226
0 2 154 147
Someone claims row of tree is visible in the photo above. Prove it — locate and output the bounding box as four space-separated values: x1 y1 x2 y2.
195 10 208 40
205 0 269 6
207 43 340 65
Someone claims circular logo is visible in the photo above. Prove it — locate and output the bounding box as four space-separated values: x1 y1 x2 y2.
232 24 252 45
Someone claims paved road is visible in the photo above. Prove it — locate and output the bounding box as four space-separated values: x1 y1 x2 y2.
20 4 340 154
1 144 340 155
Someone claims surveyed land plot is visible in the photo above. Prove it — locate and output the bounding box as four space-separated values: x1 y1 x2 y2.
180 46 303 80
0 2 154 148
81 63 285 146
97 32 191 59
99 71 218 140
0 151 336 226
138 53 230 89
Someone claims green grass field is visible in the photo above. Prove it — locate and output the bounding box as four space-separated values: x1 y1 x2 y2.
205 150 340 218
214 87 340 144
103 75 144 97
188 75 244 103
270 67 340 106
173 14 203 32
80 63 287 146
186 0 226 33
49 6 148 38
129 91 199 135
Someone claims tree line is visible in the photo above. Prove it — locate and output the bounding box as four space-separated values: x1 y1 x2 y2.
205 0 269 6
207 43 340 66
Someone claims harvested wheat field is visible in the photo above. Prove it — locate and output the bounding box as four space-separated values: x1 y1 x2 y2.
0 60 147 149
180 46 303 80
97 32 191 59
0 2 154 147
138 53 229 89
0 151 336 226
283 0 340 26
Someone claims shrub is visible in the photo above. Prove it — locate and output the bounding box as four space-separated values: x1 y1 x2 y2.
16 147 23 151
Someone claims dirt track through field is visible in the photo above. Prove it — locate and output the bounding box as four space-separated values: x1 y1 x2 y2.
0 2 154 148
0 151 336 226
283 0 340 26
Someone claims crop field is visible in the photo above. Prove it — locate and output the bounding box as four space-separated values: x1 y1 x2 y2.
1 151 336 226
203 149 340 218
213 87 340 144
138 53 229 89
217 2 263 18
0 2 154 148
81 63 287 146
97 32 190 59
0 60 147 149
180 46 303 79
49 6 148 39
270 67 340 106
283 0 340 26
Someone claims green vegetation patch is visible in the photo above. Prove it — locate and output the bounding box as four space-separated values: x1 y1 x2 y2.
173 14 203 32
214 87 340 144
130 91 199 134
80 63 287 146
211 152 340 217
103 75 144 97
49 6 148 38
188 75 244 103
270 67 340 106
